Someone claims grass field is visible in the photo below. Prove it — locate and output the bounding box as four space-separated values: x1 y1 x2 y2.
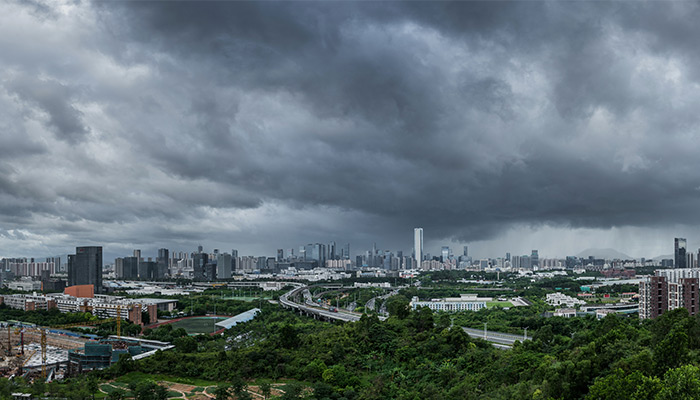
114 372 220 387
168 317 228 334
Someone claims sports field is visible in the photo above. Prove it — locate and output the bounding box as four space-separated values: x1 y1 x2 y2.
168 317 228 335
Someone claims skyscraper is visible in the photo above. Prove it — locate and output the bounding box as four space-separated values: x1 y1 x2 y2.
157 248 169 279
68 246 103 293
675 238 687 268
414 228 423 266
123 256 138 279
531 250 539 268
217 253 233 279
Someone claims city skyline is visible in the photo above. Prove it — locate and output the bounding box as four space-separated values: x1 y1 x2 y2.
3 2 700 261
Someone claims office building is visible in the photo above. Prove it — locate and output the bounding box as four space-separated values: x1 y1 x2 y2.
217 253 233 279
414 228 423 264
156 248 169 279
138 261 156 280
68 246 103 294
531 250 539 268
193 253 208 280
675 238 687 268
115 256 138 280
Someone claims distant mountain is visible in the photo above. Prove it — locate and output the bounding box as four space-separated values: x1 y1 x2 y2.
576 248 633 260
652 254 673 261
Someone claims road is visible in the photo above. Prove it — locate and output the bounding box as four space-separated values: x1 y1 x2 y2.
279 284 387 323
462 327 532 349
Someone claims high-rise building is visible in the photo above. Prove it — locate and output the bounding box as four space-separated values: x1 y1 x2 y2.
414 228 423 264
217 253 233 279
277 249 284 262
304 243 326 266
156 248 169 279
123 257 138 279
675 238 687 268
441 246 449 262
531 250 539 268
328 241 336 261
463 246 468 258
193 253 208 280
114 258 124 279
343 243 350 260
68 246 103 293
139 261 156 280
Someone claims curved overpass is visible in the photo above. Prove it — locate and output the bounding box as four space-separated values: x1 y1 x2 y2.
279 284 386 322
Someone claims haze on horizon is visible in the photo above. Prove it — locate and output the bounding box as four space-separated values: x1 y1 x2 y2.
1 1 700 261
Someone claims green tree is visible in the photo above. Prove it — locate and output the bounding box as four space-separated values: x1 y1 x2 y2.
174 336 197 353
386 295 410 319
279 324 299 349
281 382 303 400
586 369 661 400
259 382 272 400
107 389 126 400
656 365 700 400
213 384 231 400
87 376 99 400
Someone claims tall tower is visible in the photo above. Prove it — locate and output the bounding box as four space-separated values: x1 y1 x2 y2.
157 248 169 279
531 250 539 268
414 228 423 267
675 238 687 268
68 246 103 293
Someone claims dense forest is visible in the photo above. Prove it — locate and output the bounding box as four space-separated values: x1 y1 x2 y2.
104 301 700 399
4 285 700 399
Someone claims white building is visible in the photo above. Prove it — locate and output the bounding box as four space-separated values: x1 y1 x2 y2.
553 308 577 318
7 279 43 292
410 294 489 312
414 228 423 266
546 292 585 308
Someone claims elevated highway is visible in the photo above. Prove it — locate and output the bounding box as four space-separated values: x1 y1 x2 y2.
279 284 387 323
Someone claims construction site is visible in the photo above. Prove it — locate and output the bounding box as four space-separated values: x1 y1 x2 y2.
0 324 89 381
0 299 174 382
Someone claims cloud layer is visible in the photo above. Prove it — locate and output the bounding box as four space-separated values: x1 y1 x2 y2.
2 1 700 259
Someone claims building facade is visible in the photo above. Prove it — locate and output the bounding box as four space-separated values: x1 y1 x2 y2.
639 273 700 319
68 246 103 294
414 228 423 265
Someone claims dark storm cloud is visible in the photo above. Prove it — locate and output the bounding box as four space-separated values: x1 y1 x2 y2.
3 1 700 257
90 2 700 242
6 74 89 143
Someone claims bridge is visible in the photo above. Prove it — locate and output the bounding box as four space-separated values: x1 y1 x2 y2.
279 284 387 323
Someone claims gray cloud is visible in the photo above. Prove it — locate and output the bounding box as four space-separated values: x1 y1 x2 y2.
5 74 89 143
1 1 700 259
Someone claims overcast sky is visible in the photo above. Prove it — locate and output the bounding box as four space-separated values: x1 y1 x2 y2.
2 1 700 261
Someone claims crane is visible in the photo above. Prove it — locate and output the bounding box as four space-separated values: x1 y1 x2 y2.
41 329 46 378
116 304 121 338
